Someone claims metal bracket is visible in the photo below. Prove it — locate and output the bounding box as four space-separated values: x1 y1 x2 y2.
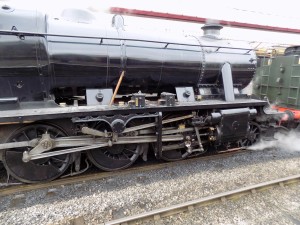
22 133 57 162
194 127 204 152
175 87 195 102
72 113 158 129
157 112 163 159
81 127 111 137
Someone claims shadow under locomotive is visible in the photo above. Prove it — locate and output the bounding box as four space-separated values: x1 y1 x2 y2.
1 148 300 213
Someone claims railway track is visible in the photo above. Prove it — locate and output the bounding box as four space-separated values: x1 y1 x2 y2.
0 148 245 197
103 174 300 225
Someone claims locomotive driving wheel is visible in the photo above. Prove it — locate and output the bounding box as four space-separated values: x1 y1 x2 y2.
87 122 141 171
161 142 190 161
2 123 71 183
239 122 261 147
160 114 195 161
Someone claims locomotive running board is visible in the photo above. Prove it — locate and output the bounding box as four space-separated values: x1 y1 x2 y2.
0 99 267 124
0 97 19 110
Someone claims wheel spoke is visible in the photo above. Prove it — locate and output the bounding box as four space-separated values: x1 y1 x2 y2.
122 152 130 159
123 148 136 154
22 131 30 141
51 157 68 163
241 122 261 147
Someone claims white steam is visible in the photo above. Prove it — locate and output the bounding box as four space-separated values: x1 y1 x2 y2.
248 130 300 152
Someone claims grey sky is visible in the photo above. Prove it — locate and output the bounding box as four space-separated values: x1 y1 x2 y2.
2 0 300 47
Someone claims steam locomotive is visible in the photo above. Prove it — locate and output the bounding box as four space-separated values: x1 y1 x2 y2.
253 46 300 129
0 5 278 183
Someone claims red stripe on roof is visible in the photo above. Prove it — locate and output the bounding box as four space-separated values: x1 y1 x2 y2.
110 7 300 34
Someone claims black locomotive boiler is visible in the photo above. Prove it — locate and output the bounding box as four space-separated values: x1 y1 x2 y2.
0 6 276 183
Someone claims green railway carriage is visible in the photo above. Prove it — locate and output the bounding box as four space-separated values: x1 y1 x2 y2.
253 46 300 126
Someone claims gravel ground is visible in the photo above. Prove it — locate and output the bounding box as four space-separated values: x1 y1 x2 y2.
158 183 300 225
0 147 300 225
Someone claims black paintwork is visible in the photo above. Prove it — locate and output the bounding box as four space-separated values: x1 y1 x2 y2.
0 8 256 102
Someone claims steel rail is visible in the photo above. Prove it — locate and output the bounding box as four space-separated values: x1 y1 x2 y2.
0 149 244 197
104 174 300 225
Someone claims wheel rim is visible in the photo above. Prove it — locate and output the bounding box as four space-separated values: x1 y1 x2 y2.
240 122 261 147
87 122 140 171
2 124 71 183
